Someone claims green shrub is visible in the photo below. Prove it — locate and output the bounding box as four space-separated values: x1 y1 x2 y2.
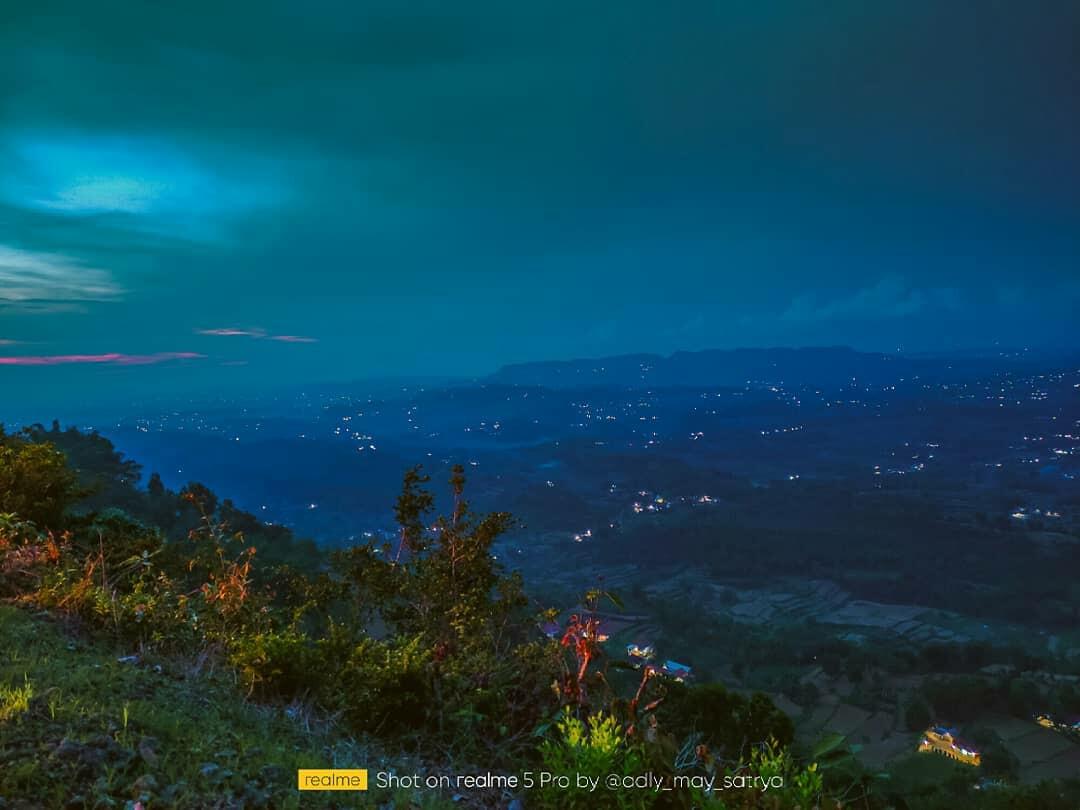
536 709 647 810
0 436 79 529
335 635 433 736
229 627 323 697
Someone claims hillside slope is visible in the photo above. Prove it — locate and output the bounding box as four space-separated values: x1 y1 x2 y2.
0 606 443 809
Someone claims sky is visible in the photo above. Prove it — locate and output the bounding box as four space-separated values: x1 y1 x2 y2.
2 1 1079 409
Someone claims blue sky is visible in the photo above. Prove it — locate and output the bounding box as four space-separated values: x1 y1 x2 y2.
2 1 1078 408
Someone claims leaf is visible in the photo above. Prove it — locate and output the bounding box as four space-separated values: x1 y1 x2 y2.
811 732 848 760
604 590 624 610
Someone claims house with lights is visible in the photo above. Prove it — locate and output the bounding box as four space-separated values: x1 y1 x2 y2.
918 727 981 767
660 660 693 682
626 643 656 666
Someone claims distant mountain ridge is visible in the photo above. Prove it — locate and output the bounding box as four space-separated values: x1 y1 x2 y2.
488 346 1063 389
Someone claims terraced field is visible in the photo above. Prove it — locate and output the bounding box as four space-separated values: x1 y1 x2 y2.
985 714 1080 783
645 571 982 645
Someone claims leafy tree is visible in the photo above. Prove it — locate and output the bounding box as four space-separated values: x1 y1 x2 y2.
904 696 933 731
314 466 556 755
659 682 793 759
922 676 999 723
0 432 79 528
968 728 1018 779
1006 678 1041 718
147 472 165 498
22 423 141 512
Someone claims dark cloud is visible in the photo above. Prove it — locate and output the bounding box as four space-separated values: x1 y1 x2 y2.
1 1 1078 405
781 278 965 324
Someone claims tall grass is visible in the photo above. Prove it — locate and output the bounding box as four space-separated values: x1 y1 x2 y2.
0 674 33 721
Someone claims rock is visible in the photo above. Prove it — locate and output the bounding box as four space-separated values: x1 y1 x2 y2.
81 747 108 770
137 737 159 766
117 655 140 665
53 740 84 762
130 774 159 795
53 739 108 773
241 783 271 808
258 764 285 784
86 734 113 749
91 783 117 808
159 781 188 803
199 762 221 780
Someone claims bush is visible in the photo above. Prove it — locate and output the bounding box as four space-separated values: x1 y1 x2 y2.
659 683 794 760
0 437 79 529
536 710 646 810
230 627 324 698
336 635 433 737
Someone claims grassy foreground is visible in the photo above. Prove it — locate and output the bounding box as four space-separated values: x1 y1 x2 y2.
0 605 449 810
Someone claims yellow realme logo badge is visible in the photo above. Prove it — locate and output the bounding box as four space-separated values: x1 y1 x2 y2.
298 769 369 791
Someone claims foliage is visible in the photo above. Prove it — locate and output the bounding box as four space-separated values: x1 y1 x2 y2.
659 682 794 761
0 605 457 809
0 429 80 528
921 675 999 723
904 695 934 731
21 421 143 514
536 709 647 809
293 463 561 757
0 673 33 721
6 426 1077 808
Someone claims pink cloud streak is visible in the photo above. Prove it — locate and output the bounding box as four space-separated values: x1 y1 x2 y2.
196 328 266 337
0 352 205 367
197 327 317 343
